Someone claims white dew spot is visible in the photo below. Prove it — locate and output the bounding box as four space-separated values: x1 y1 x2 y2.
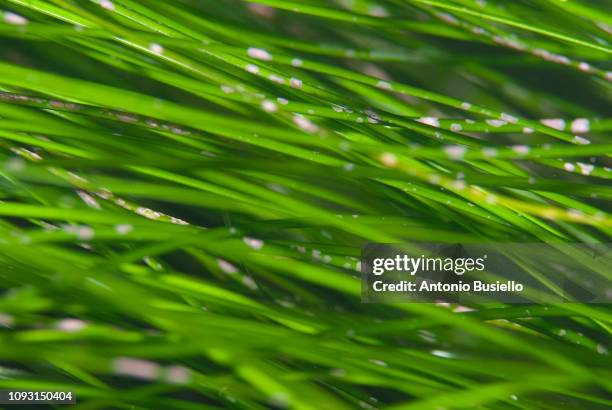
596 344 608 355
4 11 28 25
430 350 454 358
501 113 518 123
57 318 86 332
418 117 439 127
571 118 590 133
136 207 162 220
522 127 534 134
559 329 567 336
368 359 388 367
268 74 285 84
541 118 565 130
573 135 591 145
115 224 133 235
380 152 398 167
450 123 462 132
444 145 467 159
261 100 277 112
246 64 259 74
166 365 191 384
148 43 164 55
486 195 498 204
247 47 272 61
218 259 238 274
486 119 507 128
376 80 392 90
243 236 264 250
512 145 530 155
563 162 575 172
291 58 303 67
293 115 319 133
113 357 160 381
369 5 389 17
68 225 94 241
577 162 594 176
277 97 288 105
578 62 591 72
221 85 235 94
452 180 467 190
331 105 343 113
290 77 303 89
0 313 13 328
242 276 258 290
343 163 355 171
567 208 584 219
482 147 498 157
77 190 101 209
100 0 115 11
511 395 518 401
461 102 472 110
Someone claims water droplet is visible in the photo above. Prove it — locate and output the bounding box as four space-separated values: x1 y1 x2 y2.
243 236 264 250
4 12 28 25
247 47 272 61
571 118 590 133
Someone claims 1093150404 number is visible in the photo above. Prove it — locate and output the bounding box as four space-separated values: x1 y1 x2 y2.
1 391 75 404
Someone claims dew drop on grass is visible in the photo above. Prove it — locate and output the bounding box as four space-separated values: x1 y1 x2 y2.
380 152 398 167
444 145 467 159
261 100 277 112
431 350 454 358
246 64 259 74
268 74 285 84
0 314 13 328
376 80 392 90
247 47 272 61
77 191 101 209
291 58 303 67
221 85 234 94
501 113 518 123
293 115 319 133
57 318 86 332
113 358 160 380
115 224 133 235
290 77 303 89
571 118 590 133
4 12 28 25
511 395 518 401
573 135 590 145
100 0 115 11
242 276 258 290
523 127 534 134
243 236 264 250
418 117 440 127
578 62 591 72
166 365 191 384
218 259 238 274
369 359 388 367
512 145 530 155
277 97 288 105
541 118 565 130
461 102 471 109
148 43 164 55
486 119 506 128
577 162 594 175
